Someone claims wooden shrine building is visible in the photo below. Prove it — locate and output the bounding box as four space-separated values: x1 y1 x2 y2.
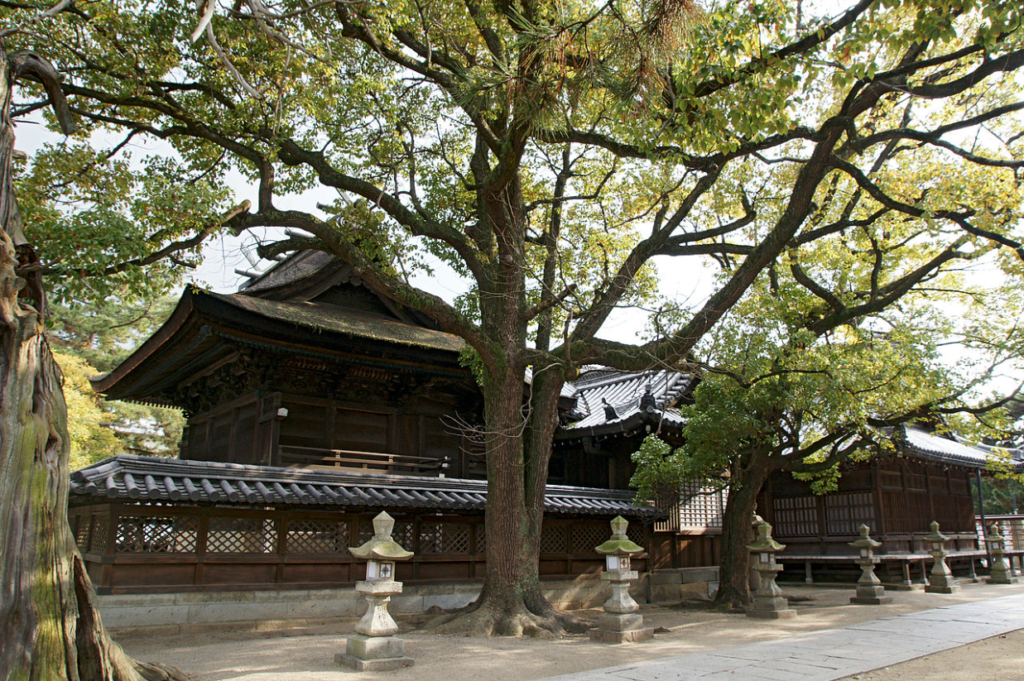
761 424 1021 584
74 251 710 595
74 250 1006 596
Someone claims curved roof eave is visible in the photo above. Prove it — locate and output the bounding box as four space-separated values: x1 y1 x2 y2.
91 288 468 403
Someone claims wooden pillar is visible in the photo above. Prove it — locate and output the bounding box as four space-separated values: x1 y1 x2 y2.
468 522 478 579
926 464 937 529
275 513 288 585
902 462 914 550
228 407 239 463
97 505 120 594
348 514 361 583
816 494 827 554
412 515 421 580
975 469 991 565
871 461 885 539
195 513 209 587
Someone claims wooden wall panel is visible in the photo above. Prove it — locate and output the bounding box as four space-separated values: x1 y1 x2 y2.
233 405 259 465
332 408 389 453
202 564 277 585
422 417 460 468
75 504 662 593
279 401 330 450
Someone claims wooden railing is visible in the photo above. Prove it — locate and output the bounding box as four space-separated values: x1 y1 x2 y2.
977 514 1024 550
278 445 449 476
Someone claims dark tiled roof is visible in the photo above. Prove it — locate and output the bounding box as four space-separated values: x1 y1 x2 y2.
240 250 335 293
557 369 692 436
899 425 1024 471
70 455 666 519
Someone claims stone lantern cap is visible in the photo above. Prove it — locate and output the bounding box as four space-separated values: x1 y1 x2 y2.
747 521 785 553
986 522 1005 543
923 520 949 545
595 516 644 556
848 524 881 550
349 511 414 561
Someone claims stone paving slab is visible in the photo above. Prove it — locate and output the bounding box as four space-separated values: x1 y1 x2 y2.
539 593 1024 681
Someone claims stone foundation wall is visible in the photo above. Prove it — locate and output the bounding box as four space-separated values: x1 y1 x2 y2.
99 575 654 633
648 567 720 602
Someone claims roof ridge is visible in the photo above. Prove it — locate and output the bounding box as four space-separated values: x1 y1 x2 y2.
69 455 659 513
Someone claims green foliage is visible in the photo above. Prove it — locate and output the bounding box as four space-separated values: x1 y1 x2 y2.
54 351 123 470
50 295 185 461
630 433 729 502
981 475 1024 515
49 294 179 372
15 142 231 304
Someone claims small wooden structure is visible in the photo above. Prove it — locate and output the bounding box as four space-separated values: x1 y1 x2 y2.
761 425 1011 584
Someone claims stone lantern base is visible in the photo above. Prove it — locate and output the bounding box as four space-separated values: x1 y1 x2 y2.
988 573 1021 585
925 573 961 594
924 584 961 595
589 613 654 643
746 597 797 620
851 585 893 605
336 634 414 671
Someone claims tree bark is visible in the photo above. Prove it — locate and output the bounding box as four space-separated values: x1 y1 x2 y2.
428 176 587 637
0 43 186 681
714 455 772 609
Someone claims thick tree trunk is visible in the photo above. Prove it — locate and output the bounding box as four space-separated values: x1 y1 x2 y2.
431 366 587 636
0 45 186 681
714 456 772 609
429 178 586 636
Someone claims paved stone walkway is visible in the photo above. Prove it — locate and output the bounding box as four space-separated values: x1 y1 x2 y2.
540 593 1024 681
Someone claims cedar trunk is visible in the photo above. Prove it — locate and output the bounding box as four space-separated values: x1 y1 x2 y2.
0 44 185 681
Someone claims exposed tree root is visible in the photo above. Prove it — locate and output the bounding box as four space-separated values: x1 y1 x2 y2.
421 589 591 638
72 556 190 681
711 583 751 611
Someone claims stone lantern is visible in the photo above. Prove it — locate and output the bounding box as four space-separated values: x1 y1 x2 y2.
848 524 892 605
746 521 796 619
336 511 415 671
985 523 1020 585
923 520 960 594
590 516 653 643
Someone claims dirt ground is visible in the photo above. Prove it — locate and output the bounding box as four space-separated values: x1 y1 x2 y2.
116 581 1024 681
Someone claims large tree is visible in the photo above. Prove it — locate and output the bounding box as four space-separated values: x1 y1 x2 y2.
629 44 1024 603
632 263 1024 606
0 0 239 671
0 40 195 680
13 0 1024 637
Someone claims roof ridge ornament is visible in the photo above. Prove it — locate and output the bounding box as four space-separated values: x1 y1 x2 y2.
639 384 656 413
